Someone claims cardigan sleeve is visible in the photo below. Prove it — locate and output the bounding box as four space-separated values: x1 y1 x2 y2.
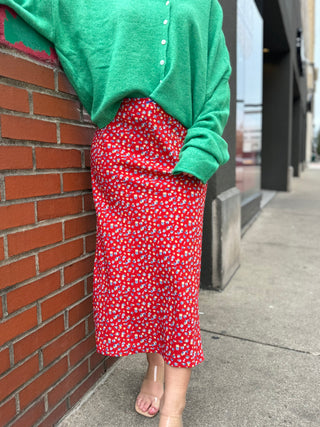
172 0 231 184
0 0 55 42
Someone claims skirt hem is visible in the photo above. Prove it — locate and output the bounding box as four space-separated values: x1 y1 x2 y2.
96 346 205 368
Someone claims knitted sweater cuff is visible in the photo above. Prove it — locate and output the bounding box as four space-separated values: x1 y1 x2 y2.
172 146 222 184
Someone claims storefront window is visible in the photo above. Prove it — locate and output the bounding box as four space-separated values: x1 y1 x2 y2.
236 0 263 201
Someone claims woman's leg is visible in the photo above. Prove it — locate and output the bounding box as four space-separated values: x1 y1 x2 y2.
135 352 165 417
159 364 192 427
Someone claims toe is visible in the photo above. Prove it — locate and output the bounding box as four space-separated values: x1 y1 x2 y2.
148 405 159 416
144 401 152 412
136 395 142 407
136 395 146 412
140 395 152 413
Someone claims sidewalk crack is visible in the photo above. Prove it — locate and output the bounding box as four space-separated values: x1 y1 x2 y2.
200 328 319 356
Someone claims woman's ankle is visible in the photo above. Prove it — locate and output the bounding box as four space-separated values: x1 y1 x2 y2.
146 353 165 382
160 396 186 416
147 352 165 368
161 363 191 416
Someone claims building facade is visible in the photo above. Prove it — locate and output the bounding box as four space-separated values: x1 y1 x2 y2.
201 0 316 290
300 0 317 163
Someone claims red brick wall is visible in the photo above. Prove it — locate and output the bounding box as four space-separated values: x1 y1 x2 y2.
0 45 116 426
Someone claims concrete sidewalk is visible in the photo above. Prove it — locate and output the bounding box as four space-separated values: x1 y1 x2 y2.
58 166 320 427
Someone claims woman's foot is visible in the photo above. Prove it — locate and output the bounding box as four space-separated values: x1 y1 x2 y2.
159 414 183 427
135 354 164 418
159 397 185 427
158 363 191 427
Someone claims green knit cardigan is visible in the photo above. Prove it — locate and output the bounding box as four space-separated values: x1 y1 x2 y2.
1 0 232 183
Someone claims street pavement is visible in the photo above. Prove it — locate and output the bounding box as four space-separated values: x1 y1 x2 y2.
58 164 320 427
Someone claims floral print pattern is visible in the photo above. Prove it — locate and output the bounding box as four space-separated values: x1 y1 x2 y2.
90 98 207 367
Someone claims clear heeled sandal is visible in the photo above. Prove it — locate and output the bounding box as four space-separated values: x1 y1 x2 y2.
159 414 183 427
135 365 164 418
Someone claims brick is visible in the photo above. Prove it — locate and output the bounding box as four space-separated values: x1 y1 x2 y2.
69 333 95 367
0 52 55 89
85 234 96 254
83 193 95 211
84 149 91 168
43 322 86 366
0 296 2 318
0 347 10 376
37 195 82 221
69 363 105 407
11 399 45 427
8 223 63 257
65 214 96 239
37 399 68 427
20 357 68 409
0 145 33 170
105 356 118 371
0 237 4 261
63 172 91 192
1 115 56 143
0 354 38 402
41 280 85 321
36 147 82 169
89 351 106 371
87 275 94 294
7 272 60 315
0 83 29 112
0 256 36 290
5 174 60 200
0 306 37 347
64 255 95 285
38 239 83 273
60 123 95 146
58 72 76 95
0 398 16 427
48 360 88 408
14 315 64 363
0 202 35 230
33 92 81 120
87 312 95 333
69 295 93 327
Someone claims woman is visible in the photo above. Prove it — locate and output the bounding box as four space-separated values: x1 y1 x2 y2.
0 1 231 425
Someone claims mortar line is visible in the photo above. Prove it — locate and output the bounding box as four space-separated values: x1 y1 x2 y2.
200 328 318 356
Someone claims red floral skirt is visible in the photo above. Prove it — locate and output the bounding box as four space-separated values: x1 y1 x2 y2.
90 98 207 367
